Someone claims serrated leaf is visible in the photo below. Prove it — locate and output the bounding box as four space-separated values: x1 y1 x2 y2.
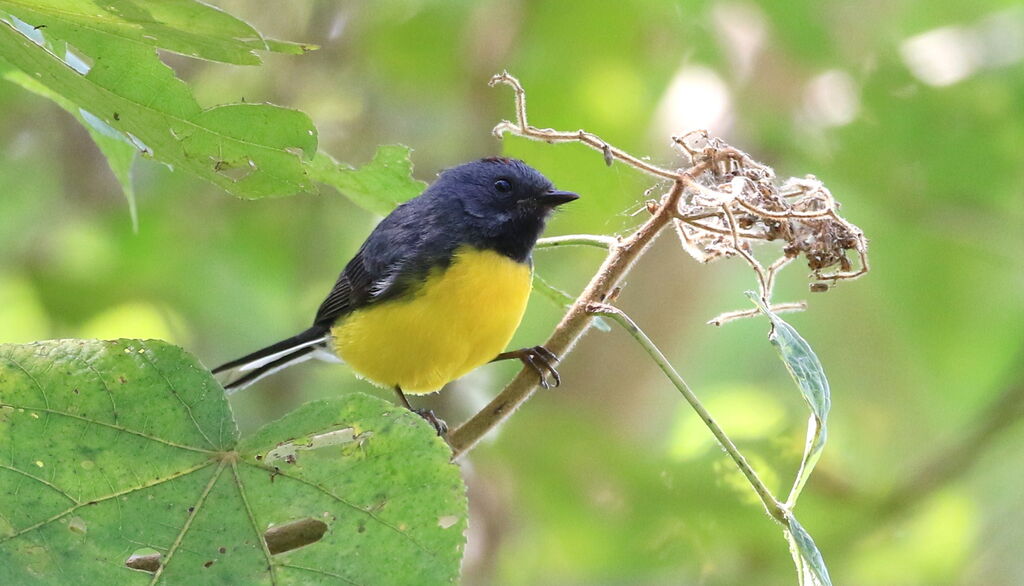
0 339 467 584
786 514 832 586
0 13 317 199
309 145 428 216
0 0 306 65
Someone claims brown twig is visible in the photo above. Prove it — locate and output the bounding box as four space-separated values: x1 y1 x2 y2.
669 135 870 301
449 72 869 458
448 178 689 458
488 71 681 181
449 75 721 458
448 72 853 586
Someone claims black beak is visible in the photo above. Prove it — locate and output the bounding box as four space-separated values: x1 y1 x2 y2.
537 189 579 207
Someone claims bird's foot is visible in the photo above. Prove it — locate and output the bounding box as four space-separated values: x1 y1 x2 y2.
413 409 448 436
503 345 561 389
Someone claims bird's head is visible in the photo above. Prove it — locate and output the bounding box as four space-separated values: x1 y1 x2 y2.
425 157 578 262
437 156 578 222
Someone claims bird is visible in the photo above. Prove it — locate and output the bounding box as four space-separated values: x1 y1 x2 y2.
212 157 579 434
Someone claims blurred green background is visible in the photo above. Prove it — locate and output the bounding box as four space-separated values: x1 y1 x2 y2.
1 0 1022 584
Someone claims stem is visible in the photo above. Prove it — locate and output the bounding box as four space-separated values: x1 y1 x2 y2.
447 181 686 458
708 302 807 327
587 303 789 524
489 72 680 181
536 234 617 249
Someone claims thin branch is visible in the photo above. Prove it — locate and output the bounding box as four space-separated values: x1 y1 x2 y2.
448 180 687 458
708 302 807 327
536 234 617 249
451 71 865 464
674 214 767 239
489 71 681 181
720 202 770 299
587 303 789 524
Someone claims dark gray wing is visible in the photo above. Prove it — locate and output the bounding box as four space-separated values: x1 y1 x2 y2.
312 247 376 326
312 196 458 327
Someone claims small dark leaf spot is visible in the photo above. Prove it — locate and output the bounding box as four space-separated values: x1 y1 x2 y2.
218 546 226 554
113 112 120 121
203 560 214 568
119 376 127 384
187 506 195 513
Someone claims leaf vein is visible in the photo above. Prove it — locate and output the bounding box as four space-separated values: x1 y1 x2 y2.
0 403 213 453
0 460 214 544
239 460 435 556
150 460 227 584
0 463 79 505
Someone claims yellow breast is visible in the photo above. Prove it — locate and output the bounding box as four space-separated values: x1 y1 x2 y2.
330 246 532 394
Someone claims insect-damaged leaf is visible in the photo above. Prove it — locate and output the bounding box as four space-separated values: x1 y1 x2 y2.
0 0 311 66
0 340 466 584
0 9 317 200
308 145 428 216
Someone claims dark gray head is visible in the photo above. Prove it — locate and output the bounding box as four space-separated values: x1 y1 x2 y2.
429 157 578 261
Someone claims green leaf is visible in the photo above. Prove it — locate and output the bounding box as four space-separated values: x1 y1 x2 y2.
0 13 317 199
0 339 467 584
747 292 830 505
0 0 309 65
786 514 832 586
309 145 428 216
746 293 830 420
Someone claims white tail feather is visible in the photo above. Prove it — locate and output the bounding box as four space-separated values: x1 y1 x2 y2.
237 336 328 372
224 353 317 395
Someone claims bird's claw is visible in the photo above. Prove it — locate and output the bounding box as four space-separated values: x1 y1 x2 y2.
413 409 448 436
518 345 561 389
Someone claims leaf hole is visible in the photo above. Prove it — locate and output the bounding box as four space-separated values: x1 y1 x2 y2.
63 45 93 75
213 157 257 182
264 427 366 464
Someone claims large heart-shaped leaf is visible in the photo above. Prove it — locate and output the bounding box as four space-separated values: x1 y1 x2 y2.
0 339 467 584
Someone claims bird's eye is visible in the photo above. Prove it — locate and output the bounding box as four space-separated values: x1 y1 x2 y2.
494 179 512 193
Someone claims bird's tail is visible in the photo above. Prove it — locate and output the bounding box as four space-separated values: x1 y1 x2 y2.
212 326 332 394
